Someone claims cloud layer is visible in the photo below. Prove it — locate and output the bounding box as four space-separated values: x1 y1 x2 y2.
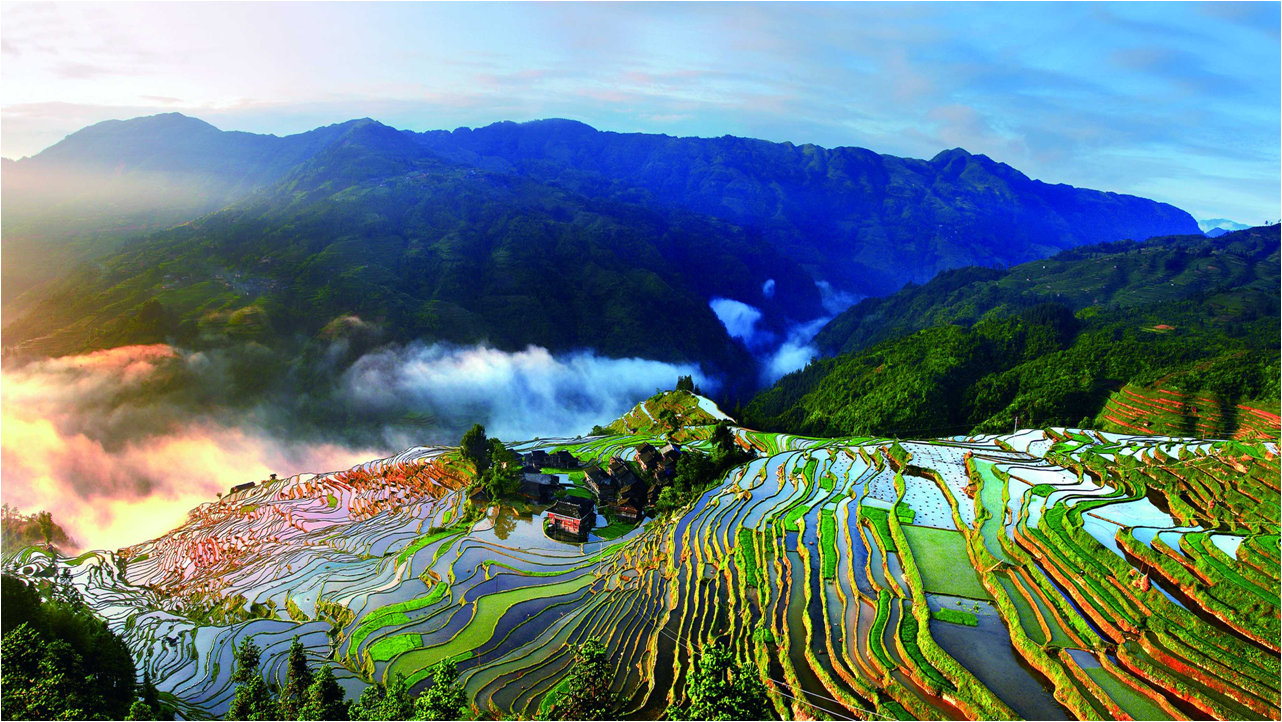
1 342 707 551
340 343 710 442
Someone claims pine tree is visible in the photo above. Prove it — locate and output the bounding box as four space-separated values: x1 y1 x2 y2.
555 637 614 720
279 636 314 719
413 659 468 721
141 668 163 720
227 638 280 721
298 665 348 721
670 641 772 721
126 699 156 721
349 674 414 721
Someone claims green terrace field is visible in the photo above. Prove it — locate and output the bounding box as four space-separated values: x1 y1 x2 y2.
8 394 1280 720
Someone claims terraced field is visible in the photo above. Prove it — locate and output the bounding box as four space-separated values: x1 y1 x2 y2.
6 396 1279 720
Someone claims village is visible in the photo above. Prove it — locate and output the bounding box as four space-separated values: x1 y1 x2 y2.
518 443 684 540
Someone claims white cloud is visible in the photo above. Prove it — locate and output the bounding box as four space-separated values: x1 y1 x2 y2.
340 343 710 441
707 297 764 346
760 316 830 384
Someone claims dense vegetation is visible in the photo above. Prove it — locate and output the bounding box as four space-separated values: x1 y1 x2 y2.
2 505 76 554
415 118 1198 295
1 574 142 720
814 224 1280 356
746 226 1280 437
3 120 819 386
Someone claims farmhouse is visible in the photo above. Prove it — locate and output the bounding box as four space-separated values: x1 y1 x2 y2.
613 476 648 521
229 481 256 495
546 497 595 537
551 450 579 469
583 464 615 501
636 443 661 472
522 450 551 468
520 473 559 504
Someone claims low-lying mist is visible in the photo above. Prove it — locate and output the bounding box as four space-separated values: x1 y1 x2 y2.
1 342 708 552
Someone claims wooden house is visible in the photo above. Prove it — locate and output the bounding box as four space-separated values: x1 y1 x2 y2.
546 497 595 537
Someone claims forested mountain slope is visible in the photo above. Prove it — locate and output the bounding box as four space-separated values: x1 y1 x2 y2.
3 113 1199 321
1 121 822 388
745 225 1280 438
413 118 1199 295
1 114 363 309
813 224 1281 356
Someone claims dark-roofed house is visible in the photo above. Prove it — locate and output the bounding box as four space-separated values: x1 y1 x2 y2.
654 443 684 479
551 450 579 469
636 443 660 473
546 497 595 537
583 464 615 501
608 456 630 478
523 450 551 468
229 481 256 495
614 502 642 523
521 473 559 504
614 475 648 523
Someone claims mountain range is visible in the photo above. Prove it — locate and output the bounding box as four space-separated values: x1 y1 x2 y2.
3 113 1204 396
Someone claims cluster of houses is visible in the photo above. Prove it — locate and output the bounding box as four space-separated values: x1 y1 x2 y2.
518 449 579 504
546 442 684 537
473 443 687 540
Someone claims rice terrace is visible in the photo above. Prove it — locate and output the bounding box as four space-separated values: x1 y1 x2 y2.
3 3 1281 720
6 390 1279 720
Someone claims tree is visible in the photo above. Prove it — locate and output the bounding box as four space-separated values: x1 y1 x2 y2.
35 511 55 551
1 574 137 719
279 636 314 719
676 375 695 393
670 641 772 721
658 408 680 433
555 637 615 720
138 668 164 721
413 659 468 721
1 628 93 720
228 638 280 721
349 674 414 721
460 424 490 473
710 421 737 457
297 665 348 721
126 700 157 721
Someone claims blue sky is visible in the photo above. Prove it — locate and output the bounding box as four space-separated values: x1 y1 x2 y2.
2 1 1278 221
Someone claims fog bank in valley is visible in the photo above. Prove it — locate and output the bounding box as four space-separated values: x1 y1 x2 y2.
1 341 710 552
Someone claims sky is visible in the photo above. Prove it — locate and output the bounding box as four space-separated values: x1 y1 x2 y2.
1 2 1278 218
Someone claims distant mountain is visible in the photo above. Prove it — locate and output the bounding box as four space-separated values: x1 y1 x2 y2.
3 113 1199 317
1199 218 1251 235
744 225 1280 437
415 119 1200 296
1 120 823 393
1 114 363 309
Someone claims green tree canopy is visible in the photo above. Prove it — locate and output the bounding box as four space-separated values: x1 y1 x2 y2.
671 641 772 721
413 659 468 721
279 635 315 720
555 637 615 720
460 424 490 473
228 638 280 721
298 665 349 721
